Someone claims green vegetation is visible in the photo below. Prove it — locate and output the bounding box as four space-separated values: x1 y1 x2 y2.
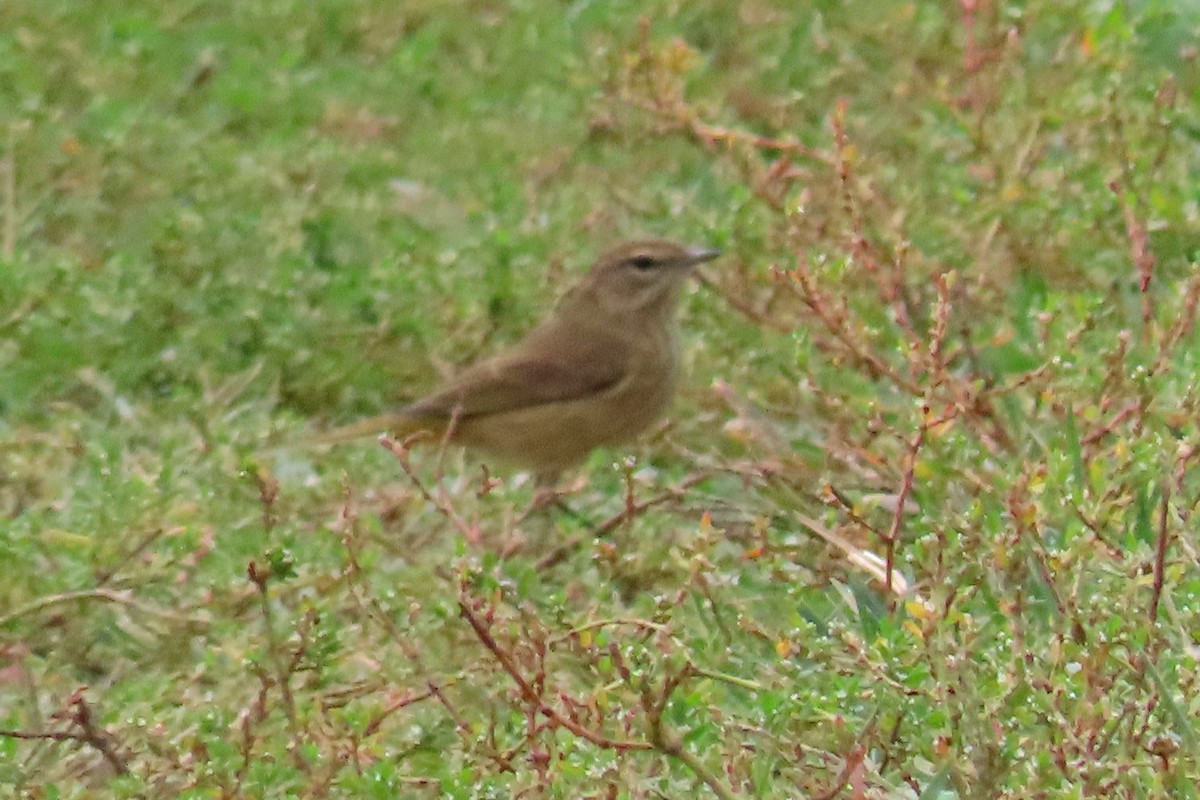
2 1 1198 796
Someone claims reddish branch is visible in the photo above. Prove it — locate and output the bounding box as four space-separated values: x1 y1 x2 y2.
831 102 880 277
1153 274 1200 377
381 433 481 544
1149 486 1170 624
779 265 922 395
0 688 129 777
885 418 927 599
688 119 832 166
812 743 868 800
1109 180 1157 331
457 592 652 753
831 101 916 339
881 277 956 599
232 667 273 796
959 0 984 74
250 467 279 533
694 270 794 333
1174 442 1200 493
1080 400 1141 446
458 587 742 799
928 274 954 377
535 471 710 570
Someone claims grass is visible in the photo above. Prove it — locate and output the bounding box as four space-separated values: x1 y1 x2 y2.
1 0 1199 797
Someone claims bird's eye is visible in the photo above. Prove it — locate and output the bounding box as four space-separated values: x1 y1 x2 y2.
628 255 656 270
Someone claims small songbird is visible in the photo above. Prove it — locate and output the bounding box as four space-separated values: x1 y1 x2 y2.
312 239 720 485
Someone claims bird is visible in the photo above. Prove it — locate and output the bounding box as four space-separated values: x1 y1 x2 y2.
311 238 720 486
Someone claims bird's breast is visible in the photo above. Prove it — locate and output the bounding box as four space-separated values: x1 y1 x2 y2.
455 323 681 471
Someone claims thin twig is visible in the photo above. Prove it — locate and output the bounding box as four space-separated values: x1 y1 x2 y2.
245 561 301 733
1153 273 1200 377
381 433 480 544
1080 400 1140 446
1109 179 1157 333
642 664 741 800
0 728 80 742
0 587 206 629
1149 483 1170 624
93 526 169 586
778 265 922 395
688 119 833 166
535 471 709 570
794 513 910 596
1175 442 1200 494
831 100 916 339
457 591 653 753
811 743 868 800
555 617 671 642
695 269 793 333
0 688 130 777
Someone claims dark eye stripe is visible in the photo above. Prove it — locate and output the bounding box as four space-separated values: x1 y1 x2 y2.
629 256 656 269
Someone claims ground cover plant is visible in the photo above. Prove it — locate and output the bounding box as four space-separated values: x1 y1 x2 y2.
1 0 1198 797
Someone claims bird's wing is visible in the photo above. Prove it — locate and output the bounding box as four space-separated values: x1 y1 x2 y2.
403 327 629 421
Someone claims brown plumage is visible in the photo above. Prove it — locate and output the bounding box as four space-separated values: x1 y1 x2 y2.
311 239 719 483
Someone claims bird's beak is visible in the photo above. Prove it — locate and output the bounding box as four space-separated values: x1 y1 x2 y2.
685 246 722 265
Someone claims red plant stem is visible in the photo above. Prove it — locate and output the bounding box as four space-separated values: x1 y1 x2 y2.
457 594 653 753
1149 485 1170 624
381 434 480 544
1109 180 1157 331
885 420 927 599
1080 400 1140 446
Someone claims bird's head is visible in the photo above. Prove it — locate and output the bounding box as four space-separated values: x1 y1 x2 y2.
579 239 720 318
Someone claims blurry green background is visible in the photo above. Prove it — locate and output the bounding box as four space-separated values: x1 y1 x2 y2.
2 1 1199 797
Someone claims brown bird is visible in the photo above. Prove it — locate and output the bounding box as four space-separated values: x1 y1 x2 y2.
312 238 720 485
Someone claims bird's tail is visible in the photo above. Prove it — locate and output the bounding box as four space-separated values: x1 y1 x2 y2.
305 412 433 447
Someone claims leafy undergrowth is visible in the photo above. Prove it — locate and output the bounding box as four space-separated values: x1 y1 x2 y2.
2 1 1198 798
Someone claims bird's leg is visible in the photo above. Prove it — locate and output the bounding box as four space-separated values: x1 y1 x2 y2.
531 469 562 509
515 471 591 524
505 472 582 558
518 470 563 520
